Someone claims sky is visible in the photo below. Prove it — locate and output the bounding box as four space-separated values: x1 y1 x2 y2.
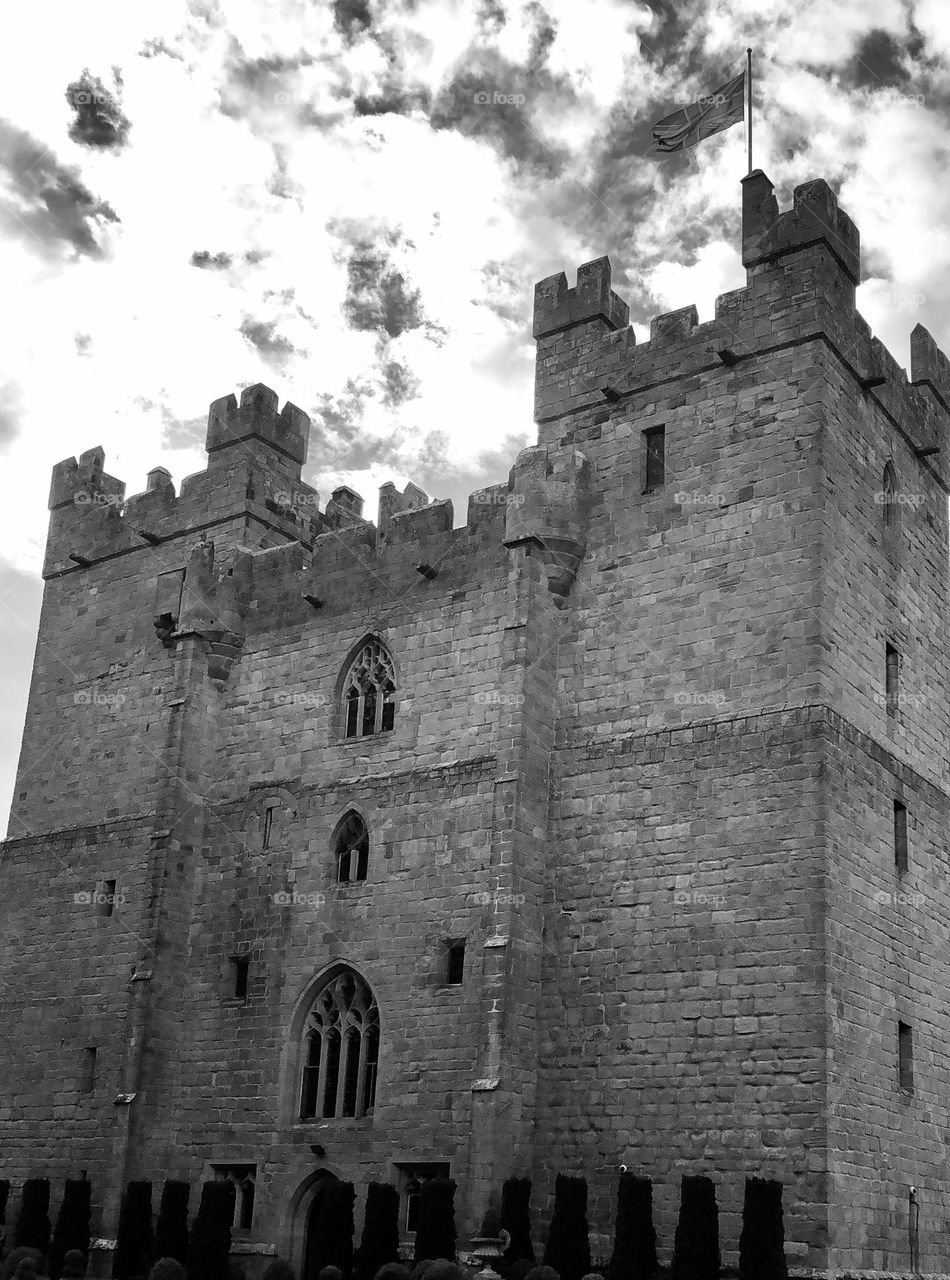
2 0 950 829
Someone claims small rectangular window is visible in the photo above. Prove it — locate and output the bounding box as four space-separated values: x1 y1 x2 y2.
395 1163 450 1233
211 1165 256 1230
446 941 465 986
98 879 117 918
262 805 275 850
885 644 900 717
81 1047 97 1094
230 956 250 1000
898 1021 914 1092
644 426 665 491
894 801 908 873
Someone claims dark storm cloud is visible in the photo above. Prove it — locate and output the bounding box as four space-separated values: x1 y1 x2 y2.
333 0 373 41
65 70 131 150
0 120 118 260
354 84 432 116
240 319 298 363
341 235 424 338
191 250 234 269
428 11 574 180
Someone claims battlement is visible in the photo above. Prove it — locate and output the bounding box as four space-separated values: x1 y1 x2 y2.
206 383 310 467
741 171 860 284
533 257 630 340
533 172 949 487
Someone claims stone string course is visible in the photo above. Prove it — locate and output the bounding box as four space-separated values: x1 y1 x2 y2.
2 170 950 1277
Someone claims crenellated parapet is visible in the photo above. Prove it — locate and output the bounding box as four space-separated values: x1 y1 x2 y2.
533 256 630 340
741 171 860 285
206 383 309 469
533 172 949 487
43 384 320 578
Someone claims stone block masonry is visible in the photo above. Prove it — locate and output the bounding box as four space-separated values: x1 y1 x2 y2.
2 170 949 1279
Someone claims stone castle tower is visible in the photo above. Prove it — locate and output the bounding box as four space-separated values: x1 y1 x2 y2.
2 170 950 1278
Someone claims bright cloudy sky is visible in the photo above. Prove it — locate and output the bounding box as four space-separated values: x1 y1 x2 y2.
2 0 950 826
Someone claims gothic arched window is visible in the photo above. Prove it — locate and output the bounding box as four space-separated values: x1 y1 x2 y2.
299 969 380 1120
334 811 369 883
341 638 396 739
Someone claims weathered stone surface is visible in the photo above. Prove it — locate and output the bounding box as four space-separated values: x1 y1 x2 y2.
3 173 950 1280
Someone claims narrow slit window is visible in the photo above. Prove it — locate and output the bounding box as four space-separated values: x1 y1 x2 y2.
886 644 901 717
262 804 276 850
98 879 117 918
898 1021 914 1092
446 941 466 986
644 425 665 491
894 801 908 873
81 1046 97 1094
231 956 250 1000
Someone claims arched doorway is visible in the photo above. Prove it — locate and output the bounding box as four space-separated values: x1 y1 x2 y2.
303 1170 340 1280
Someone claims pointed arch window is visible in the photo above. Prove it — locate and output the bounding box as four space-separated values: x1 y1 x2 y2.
299 969 380 1120
341 638 396 738
334 811 369 883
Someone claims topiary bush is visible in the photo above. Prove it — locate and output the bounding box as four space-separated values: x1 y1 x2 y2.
523 1267 560 1280
500 1180 534 1267
261 1261 297 1280
355 1184 401 1280
14 1260 42 1280
3 1249 47 1280
412 1179 456 1266
607 1174 656 1280
14 1182 52 1255
308 1182 355 1280
670 1176 719 1280
502 1263 532 1280
153 1183 189 1267
186 1183 233 1280
60 1252 86 1279
50 1181 92 1279
372 1266 410 1280
113 1182 153 1280
318 1269 344 1280
738 1179 788 1280
147 1261 187 1280
420 1264 461 1280
0 1181 10 1251
542 1177 590 1280
409 1264 432 1280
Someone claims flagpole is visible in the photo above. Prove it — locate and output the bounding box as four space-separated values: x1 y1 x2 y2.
746 47 753 174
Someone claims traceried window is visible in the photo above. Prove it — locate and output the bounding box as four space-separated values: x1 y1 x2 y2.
341 638 396 739
212 1165 256 1229
300 970 380 1120
334 811 369 883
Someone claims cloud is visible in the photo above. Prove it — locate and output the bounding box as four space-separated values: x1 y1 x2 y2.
65 69 131 150
333 0 374 41
0 120 118 260
191 249 233 269
239 318 298 363
0 381 23 449
340 229 425 338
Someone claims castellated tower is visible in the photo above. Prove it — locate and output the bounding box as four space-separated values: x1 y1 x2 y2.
2 171 950 1278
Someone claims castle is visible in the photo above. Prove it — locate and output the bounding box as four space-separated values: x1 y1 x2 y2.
2 169 950 1279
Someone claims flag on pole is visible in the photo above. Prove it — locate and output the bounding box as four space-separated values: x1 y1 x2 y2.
651 70 746 155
